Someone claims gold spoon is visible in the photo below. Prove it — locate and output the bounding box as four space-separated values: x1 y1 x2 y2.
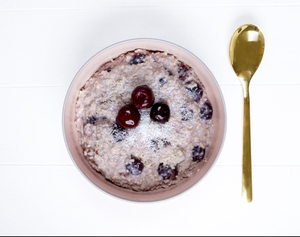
229 24 265 203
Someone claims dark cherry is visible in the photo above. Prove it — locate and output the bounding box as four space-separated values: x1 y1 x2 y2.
116 104 141 129
126 155 144 176
177 62 190 81
192 146 206 162
159 77 168 85
157 163 178 180
200 101 213 120
150 103 170 123
185 80 203 103
180 106 194 121
111 123 128 142
86 116 97 125
129 54 146 65
131 85 155 109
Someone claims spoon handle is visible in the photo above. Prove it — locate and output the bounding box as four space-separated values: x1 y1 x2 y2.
242 82 253 203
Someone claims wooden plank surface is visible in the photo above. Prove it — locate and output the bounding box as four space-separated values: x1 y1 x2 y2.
0 1 299 235
0 165 299 235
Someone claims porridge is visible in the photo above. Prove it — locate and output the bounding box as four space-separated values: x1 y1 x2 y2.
75 49 214 191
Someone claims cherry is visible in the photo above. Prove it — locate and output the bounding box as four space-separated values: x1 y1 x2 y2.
116 104 141 129
131 85 155 109
150 102 170 123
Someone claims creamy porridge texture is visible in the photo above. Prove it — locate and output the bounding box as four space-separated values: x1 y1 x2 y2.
75 49 214 191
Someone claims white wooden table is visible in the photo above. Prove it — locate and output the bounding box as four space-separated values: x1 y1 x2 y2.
1 0 300 235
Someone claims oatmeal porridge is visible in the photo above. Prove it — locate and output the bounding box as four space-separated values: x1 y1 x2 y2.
75 49 214 191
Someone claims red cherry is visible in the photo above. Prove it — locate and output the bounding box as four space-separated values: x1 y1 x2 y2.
116 104 141 129
131 85 155 109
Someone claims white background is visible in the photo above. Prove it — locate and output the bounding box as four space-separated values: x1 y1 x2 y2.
1 0 300 235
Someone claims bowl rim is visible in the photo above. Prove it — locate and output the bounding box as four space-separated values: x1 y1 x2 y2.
62 38 227 203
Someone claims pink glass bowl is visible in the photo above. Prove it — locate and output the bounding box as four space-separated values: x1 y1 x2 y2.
62 39 226 202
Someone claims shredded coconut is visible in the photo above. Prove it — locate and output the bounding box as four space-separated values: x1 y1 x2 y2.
125 109 175 148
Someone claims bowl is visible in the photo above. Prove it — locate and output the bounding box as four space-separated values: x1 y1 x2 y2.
62 38 226 202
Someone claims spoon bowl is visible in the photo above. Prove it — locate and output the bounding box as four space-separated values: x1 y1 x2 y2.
229 24 265 203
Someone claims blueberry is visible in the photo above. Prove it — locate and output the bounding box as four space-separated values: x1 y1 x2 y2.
86 116 97 125
126 156 144 175
159 77 168 85
105 67 112 72
180 106 194 121
150 139 159 151
165 68 173 76
97 116 107 124
161 138 171 147
129 54 146 65
192 146 206 162
200 101 213 120
150 138 171 151
185 80 203 103
177 62 190 81
157 163 178 180
111 123 128 142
